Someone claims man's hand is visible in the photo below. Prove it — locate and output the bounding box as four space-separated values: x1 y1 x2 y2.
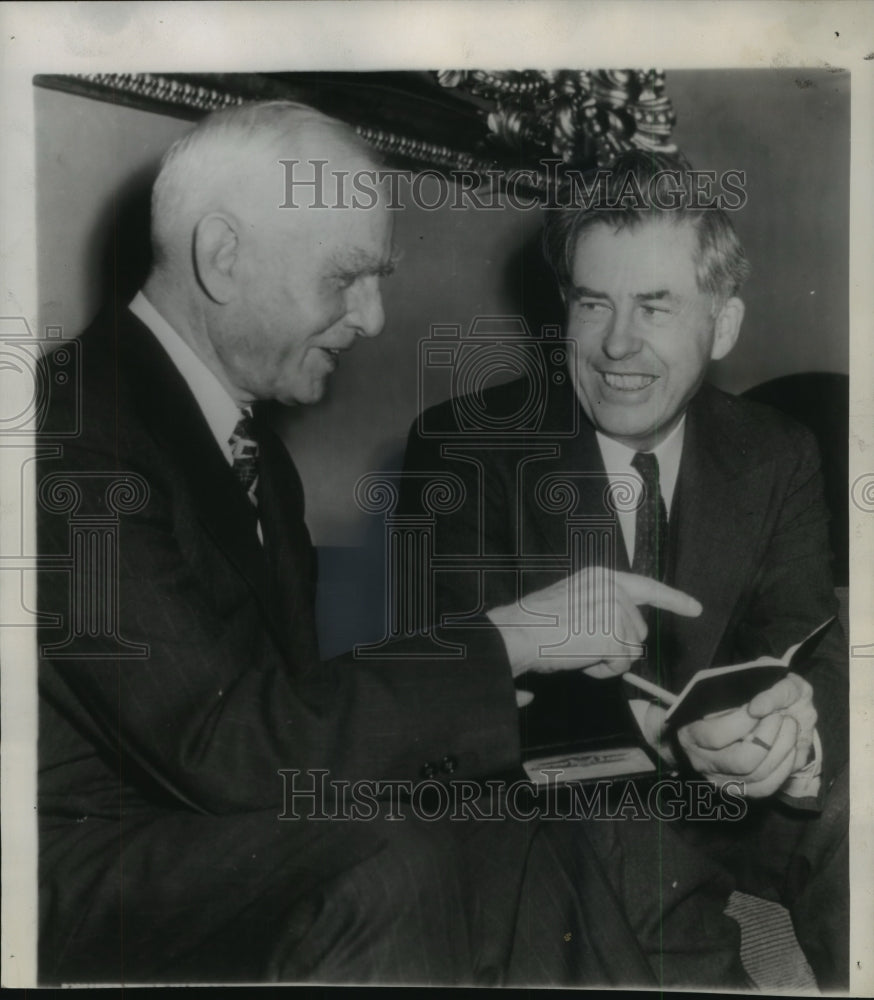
676 672 817 798
747 672 817 772
487 567 702 679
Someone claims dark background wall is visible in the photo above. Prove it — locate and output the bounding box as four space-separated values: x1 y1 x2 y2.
36 68 850 551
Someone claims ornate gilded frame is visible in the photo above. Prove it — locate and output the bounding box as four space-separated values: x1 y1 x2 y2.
34 69 677 194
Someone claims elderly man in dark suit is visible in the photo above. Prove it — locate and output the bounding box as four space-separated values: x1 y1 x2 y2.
401 152 849 989
36 104 708 986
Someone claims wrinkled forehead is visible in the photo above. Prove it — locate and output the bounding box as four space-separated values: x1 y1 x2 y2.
571 216 701 281
257 180 396 277
270 180 395 258
211 117 383 221
280 121 382 205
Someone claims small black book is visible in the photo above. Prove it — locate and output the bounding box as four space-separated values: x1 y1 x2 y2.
662 617 835 730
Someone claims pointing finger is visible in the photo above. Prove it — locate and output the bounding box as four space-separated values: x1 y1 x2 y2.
615 589 647 645
616 572 703 618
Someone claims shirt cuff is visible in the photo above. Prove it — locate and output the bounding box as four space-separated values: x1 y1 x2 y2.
628 697 676 763
628 698 650 737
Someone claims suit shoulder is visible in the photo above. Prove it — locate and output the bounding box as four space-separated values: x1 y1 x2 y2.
412 376 535 437
695 383 819 458
38 307 155 465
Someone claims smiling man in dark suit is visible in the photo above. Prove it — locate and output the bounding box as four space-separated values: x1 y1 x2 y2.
401 152 849 989
35 103 712 987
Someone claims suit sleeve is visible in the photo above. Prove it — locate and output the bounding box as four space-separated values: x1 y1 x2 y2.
38 437 522 817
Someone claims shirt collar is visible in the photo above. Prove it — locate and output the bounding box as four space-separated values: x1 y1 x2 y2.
595 416 686 512
129 291 242 465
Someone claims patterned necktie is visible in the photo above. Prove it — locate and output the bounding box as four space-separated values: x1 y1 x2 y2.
631 450 670 684
229 408 259 506
630 450 669 582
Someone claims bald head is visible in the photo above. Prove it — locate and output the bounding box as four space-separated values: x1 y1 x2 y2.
150 101 381 271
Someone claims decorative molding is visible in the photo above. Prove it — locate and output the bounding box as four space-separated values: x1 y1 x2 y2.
436 69 676 167
34 69 677 196
81 72 244 114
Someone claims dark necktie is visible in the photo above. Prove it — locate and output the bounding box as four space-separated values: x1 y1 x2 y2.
630 450 669 582
242 410 321 673
229 409 259 506
630 450 670 685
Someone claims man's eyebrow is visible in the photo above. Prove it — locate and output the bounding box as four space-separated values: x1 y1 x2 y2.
571 284 610 299
333 246 402 277
634 289 678 302
383 244 404 275
571 286 682 303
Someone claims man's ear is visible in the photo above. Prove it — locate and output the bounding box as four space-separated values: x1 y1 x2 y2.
193 213 239 304
710 296 744 361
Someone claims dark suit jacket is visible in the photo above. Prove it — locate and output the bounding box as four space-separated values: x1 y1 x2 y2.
36 306 527 980
401 375 848 801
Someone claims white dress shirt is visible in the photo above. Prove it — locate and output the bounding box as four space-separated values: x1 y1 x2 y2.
129 291 243 467
595 418 685 567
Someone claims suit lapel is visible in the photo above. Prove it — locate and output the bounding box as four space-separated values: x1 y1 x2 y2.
669 387 773 682
109 308 296 656
253 412 321 670
518 380 774 687
520 382 630 573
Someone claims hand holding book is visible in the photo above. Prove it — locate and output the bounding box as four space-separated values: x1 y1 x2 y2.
637 676 816 798
625 618 832 797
